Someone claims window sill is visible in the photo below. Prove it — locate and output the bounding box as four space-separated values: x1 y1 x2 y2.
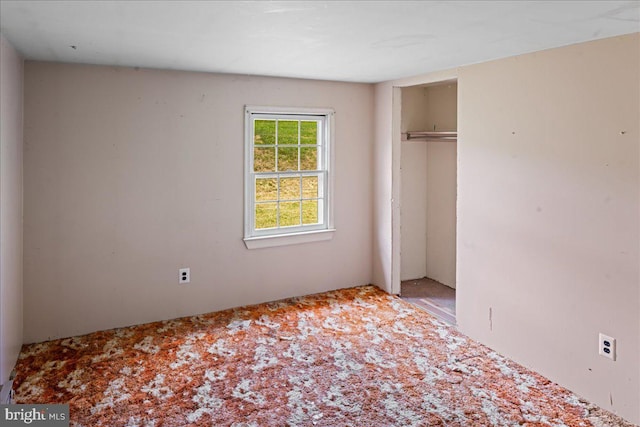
244 229 336 249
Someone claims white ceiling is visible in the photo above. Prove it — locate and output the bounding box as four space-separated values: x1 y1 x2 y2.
1 1 638 83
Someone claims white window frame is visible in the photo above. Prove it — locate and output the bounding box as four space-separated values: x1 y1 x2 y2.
243 105 335 249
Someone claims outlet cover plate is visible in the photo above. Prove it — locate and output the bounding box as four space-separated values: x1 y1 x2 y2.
598 333 616 361
179 267 190 284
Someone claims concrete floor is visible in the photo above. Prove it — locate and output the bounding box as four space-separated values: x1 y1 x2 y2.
400 277 456 325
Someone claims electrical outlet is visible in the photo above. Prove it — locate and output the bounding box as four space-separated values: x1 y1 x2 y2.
179 268 190 284
598 333 616 361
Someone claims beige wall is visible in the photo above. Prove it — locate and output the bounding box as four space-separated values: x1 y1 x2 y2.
400 141 428 280
400 86 428 280
0 35 24 385
23 62 374 343
380 33 640 423
425 140 456 288
372 84 394 293
456 34 639 423
400 84 457 287
424 83 457 287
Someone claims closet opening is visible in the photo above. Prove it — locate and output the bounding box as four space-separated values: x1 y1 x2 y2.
398 79 457 325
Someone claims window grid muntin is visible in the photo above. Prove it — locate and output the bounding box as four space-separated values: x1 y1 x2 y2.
253 171 326 231
250 113 327 236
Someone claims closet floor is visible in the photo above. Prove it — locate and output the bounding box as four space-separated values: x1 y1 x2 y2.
400 277 456 326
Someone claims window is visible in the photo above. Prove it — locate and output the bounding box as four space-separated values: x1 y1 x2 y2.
244 106 335 249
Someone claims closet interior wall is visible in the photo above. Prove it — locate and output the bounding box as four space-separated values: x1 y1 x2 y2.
400 82 457 288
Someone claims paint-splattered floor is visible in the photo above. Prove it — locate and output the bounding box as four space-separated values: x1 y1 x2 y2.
13 285 635 426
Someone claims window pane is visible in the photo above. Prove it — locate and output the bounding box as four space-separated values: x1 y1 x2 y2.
255 120 276 145
300 121 318 145
300 147 317 171
279 202 301 227
277 120 298 145
254 147 276 172
280 177 301 200
246 109 331 240
302 200 319 225
302 176 318 199
256 202 277 229
256 178 277 201
278 147 298 171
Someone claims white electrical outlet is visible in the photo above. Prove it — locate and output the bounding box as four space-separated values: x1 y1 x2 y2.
598 333 616 361
179 268 190 284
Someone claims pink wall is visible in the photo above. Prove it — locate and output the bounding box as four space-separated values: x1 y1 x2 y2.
0 34 24 386
23 63 374 343
456 34 639 423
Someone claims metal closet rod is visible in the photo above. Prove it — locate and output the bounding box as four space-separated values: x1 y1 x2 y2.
401 131 457 142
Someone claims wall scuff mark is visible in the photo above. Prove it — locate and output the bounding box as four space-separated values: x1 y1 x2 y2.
489 307 493 331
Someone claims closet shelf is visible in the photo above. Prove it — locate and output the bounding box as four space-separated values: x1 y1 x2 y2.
402 131 457 142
